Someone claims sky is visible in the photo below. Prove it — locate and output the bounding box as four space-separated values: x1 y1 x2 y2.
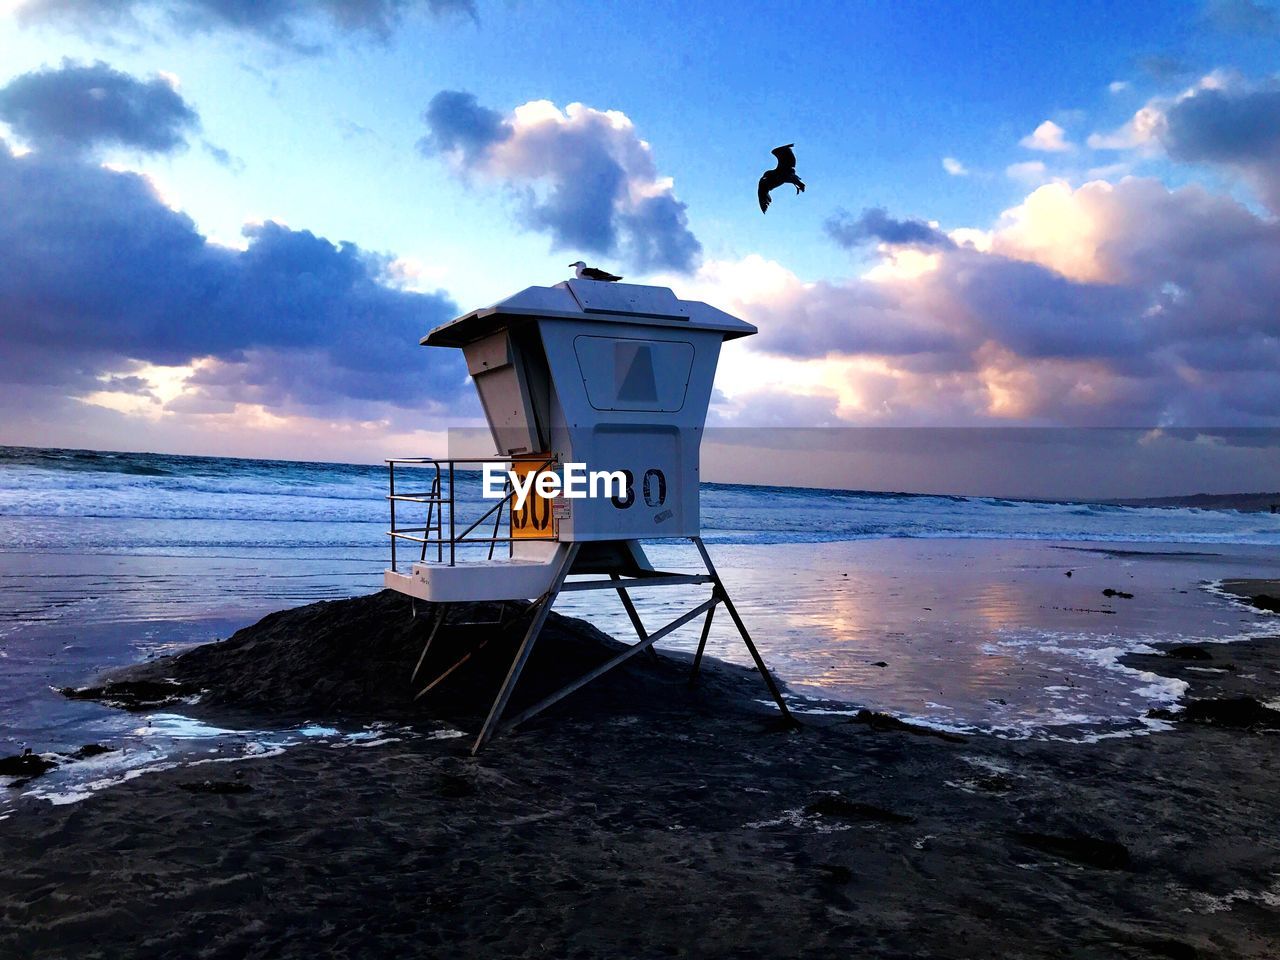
1 0 1279 493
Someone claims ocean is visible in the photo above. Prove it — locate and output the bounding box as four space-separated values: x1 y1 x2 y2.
2 445 1279 808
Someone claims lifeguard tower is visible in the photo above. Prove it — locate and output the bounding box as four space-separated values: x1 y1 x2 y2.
384 278 792 752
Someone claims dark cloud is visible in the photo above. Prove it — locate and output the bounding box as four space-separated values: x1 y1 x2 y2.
417 90 511 164
0 144 468 416
618 193 702 274
0 60 198 155
825 207 955 250
516 134 627 253
13 0 476 51
1161 80 1280 210
420 91 702 274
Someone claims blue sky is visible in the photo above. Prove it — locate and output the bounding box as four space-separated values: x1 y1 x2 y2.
1 0 1279 475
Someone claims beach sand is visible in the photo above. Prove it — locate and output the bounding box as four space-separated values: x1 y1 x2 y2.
2 586 1279 959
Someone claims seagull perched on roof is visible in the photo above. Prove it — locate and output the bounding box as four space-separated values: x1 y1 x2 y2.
569 260 623 282
758 143 805 213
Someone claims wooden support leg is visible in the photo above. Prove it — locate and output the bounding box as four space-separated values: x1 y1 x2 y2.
692 537 795 725
471 543 580 754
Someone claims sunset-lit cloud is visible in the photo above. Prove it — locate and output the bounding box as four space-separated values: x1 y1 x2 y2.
664 164 1280 428
2 4 1280 467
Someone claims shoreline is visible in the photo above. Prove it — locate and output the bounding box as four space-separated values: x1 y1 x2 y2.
2 585 1280 958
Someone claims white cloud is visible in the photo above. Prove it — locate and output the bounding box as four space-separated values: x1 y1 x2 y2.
942 156 968 176
1005 160 1049 185
1019 120 1073 152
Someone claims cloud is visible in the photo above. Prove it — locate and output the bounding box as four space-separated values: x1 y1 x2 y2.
420 93 701 273
0 60 198 155
1108 80 1131 94
0 143 469 421
1086 103 1165 150
1160 78 1280 210
941 156 968 176
417 90 510 163
824 207 954 250
1005 160 1049 184
674 173 1280 427
1019 120 1073 152
11 0 476 50
1092 74 1280 212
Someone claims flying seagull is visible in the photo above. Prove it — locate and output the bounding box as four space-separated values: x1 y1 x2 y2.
758 143 805 213
570 260 623 282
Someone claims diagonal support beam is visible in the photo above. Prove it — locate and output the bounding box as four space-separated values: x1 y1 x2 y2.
415 634 494 700
410 603 449 684
610 573 660 662
499 596 719 734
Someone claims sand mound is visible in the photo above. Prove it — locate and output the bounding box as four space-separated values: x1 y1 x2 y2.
73 590 758 725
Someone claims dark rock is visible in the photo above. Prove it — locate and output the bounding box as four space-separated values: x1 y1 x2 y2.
805 792 915 824
847 708 967 743
1102 588 1135 599
71 744 116 760
1249 594 1280 613
1153 697 1280 730
61 678 202 711
177 780 252 795
870 661 888 668
0 749 56 778
1012 831 1130 870
1164 645 1212 661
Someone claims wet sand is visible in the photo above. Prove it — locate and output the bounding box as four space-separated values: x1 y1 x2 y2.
2 587 1279 959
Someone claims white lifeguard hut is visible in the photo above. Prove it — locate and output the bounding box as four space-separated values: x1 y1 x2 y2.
384 278 792 751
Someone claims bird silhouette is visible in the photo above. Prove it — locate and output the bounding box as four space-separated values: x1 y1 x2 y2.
758 143 805 213
569 260 623 282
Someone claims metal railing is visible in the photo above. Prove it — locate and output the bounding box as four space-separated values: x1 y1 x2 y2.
386 456 558 570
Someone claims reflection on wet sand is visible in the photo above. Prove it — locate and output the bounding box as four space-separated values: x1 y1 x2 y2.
597 538 1280 738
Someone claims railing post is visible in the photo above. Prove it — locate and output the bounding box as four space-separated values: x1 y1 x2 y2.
448 461 456 567
389 460 397 573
